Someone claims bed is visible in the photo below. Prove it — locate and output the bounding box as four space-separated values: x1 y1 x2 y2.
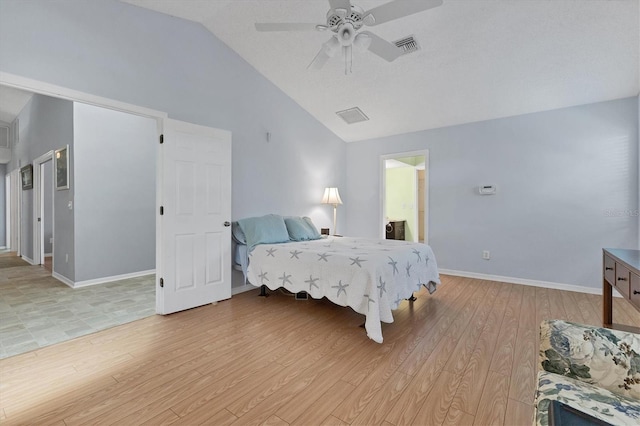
233 214 440 343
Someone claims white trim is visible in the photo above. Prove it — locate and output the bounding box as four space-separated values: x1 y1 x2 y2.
0 72 166 120
21 255 34 265
73 270 156 288
44 253 52 257
439 268 623 297
53 271 75 288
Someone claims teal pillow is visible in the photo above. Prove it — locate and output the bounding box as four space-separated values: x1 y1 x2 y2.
285 216 321 241
302 217 322 239
237 214 290 249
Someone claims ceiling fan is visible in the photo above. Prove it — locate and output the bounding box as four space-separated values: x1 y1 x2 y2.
255 0 443 74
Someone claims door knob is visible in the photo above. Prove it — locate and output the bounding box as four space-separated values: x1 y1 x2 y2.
224 221 231 227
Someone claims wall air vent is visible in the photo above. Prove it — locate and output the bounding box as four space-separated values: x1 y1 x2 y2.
336 107 369 125
394 35 420 54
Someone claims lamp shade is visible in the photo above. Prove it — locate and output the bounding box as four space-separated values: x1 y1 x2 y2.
321 187 343 205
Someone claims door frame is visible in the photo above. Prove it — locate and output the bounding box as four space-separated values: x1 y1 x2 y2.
1 71 167 297
33 151 53 266
380 149 430 243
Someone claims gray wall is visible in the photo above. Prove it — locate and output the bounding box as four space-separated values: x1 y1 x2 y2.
0 163 5 247
73 102 156 282
0 0 346 233
346 97 639 290
11 94 74 278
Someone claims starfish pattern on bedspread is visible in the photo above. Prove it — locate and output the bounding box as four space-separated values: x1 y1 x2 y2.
377 276 386 297
363 294 375 311
305 275 319 291
388 257 398 274
317 252 331 262
245 236 440 344
349 256 366 267
332 280 349 297
279 272 292 287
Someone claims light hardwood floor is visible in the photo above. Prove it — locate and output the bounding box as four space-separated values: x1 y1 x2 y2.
1 275 639 425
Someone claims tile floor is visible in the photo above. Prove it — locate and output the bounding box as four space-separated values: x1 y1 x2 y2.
0 254 155 359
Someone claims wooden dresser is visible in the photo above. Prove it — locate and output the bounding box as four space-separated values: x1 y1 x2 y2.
603 248 640 328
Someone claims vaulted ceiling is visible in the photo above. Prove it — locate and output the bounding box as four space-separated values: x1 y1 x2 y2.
123 0 639 142
2 1 637 142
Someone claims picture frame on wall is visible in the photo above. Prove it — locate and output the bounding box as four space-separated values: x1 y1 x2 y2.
55 145 69 190
20 164 33 190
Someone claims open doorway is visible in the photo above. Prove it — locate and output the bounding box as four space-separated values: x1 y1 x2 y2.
381 150 429 243
33 152 53 272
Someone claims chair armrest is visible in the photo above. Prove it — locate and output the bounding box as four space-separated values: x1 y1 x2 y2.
539 319 640 399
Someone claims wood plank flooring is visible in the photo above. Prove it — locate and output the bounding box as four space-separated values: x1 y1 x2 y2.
1 275 639 426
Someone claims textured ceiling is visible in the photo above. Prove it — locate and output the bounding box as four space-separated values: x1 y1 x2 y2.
102 2 640 141
1 2 637 141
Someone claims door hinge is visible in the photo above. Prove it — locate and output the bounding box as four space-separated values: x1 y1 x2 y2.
160 206 164 215
159 134 164 144
160 277 164 288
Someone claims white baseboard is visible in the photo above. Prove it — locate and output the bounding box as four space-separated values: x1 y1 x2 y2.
71 269 156 288
44 253 52 257
21 255 34 265
53 271 75 288
438 269 623 298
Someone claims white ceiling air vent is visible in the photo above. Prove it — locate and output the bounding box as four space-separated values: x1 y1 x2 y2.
394 35 420 55
336 107 369 125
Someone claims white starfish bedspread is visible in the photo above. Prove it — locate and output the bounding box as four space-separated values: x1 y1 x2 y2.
246 236 440 343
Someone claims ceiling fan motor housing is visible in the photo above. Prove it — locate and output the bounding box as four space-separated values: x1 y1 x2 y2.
327 4 364 32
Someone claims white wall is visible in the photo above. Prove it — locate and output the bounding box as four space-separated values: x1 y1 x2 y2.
346 97 639 290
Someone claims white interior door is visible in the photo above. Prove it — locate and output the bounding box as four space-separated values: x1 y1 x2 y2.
157 119 232 315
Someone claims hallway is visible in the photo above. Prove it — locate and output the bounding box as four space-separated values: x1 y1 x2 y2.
0 253 155 359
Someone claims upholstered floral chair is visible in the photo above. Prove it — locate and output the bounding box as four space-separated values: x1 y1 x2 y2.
534 320 640 425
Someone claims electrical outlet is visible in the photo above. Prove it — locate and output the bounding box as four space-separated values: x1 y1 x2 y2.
65 253 68 263
482 250 490 260
49 238 53 244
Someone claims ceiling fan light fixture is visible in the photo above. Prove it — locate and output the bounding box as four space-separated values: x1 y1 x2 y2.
353 33 372 51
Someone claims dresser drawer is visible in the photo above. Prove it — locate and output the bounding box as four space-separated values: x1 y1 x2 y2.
631 272 640 311
615 264 631 298
604 254 616 285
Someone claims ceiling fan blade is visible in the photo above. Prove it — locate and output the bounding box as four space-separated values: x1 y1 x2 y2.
362 0 443 26
328 0 352 14
308 36 341 70
359 31 403 62
255 23 322 32
308 48 331 71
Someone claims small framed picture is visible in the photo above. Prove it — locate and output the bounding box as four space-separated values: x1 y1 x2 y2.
55 145 69 190
20 164 33 190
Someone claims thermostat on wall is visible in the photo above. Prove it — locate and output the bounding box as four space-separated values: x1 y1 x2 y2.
478 185 496 195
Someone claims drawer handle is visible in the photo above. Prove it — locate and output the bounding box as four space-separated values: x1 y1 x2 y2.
618 277 628 282
634 290 640 295
605 267 614 271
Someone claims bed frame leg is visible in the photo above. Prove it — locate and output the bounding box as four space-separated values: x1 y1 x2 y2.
259 285 269 297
